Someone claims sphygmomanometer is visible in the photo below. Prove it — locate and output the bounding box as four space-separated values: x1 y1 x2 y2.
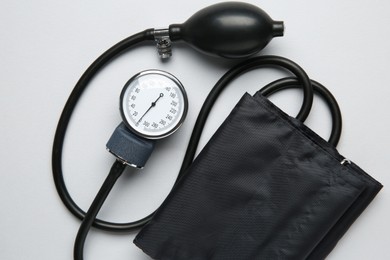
52 2 382 260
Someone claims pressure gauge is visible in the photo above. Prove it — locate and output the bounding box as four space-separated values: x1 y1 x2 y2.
120 70 188 139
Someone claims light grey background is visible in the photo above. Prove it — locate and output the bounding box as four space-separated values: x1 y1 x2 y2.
1 0 389 259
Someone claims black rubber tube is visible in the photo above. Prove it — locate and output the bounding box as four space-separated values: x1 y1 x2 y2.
259 77 342 146
74 160 126 260
52 29 156 232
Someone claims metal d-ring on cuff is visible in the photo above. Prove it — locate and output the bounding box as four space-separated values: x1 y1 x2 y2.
341 158 352 165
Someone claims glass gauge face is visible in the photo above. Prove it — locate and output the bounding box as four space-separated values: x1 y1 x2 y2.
120 70 188 139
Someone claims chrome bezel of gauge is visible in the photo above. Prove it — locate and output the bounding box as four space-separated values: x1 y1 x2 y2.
119 69 188 140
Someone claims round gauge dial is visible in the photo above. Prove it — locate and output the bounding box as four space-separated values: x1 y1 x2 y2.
120 70 188 139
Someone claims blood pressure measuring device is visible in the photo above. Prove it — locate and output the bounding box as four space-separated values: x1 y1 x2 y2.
51 2 343 259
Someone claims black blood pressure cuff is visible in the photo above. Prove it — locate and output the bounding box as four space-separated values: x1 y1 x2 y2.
134 93 382 259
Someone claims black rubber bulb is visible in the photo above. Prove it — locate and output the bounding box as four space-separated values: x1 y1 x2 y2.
169 2 284 58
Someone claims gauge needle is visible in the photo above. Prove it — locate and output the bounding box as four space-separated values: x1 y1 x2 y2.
137 93 164 124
